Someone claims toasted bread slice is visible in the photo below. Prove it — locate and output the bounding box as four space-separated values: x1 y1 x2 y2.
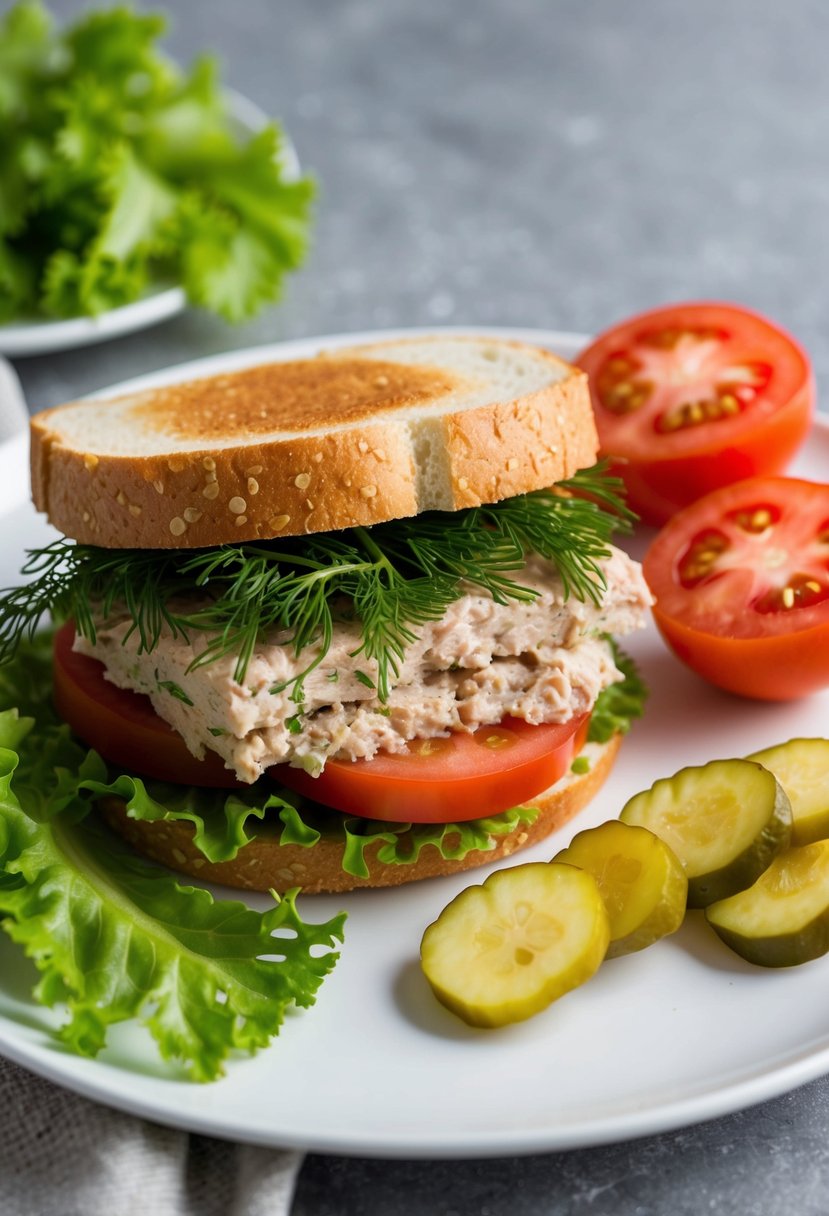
99 735 621 894
31 336 595 548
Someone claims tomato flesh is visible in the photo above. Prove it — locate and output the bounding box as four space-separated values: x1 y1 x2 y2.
53 621 590 819
643 477 829 700
577 302 814 526
53 621 241 788
271 714 589 823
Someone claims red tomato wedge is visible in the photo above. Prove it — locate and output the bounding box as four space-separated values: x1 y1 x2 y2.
271 714 589 823
53 621 242 788
577 302 814 526
643 477 829 700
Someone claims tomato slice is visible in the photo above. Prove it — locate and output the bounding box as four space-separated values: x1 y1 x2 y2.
643 477 829 700
271 714 589 823
53 621 241 788
576 302 814 526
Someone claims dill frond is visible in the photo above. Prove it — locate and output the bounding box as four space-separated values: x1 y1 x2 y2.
0 463 634 700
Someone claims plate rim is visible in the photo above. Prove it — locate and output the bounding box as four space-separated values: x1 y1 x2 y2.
1 324 829 1158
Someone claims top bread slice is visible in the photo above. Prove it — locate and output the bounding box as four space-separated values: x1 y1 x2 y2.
30 335 597 548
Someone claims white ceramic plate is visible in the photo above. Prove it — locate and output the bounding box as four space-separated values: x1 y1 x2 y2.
0 91 299 359
1 327 828 1159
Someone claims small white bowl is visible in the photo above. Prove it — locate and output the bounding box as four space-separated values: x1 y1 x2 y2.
0 89 300 359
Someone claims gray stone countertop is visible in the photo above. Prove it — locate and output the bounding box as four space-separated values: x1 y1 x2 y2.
8 0 829 1212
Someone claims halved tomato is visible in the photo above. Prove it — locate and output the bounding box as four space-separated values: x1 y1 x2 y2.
643 477 829 700
577 302 814 526
271 714 589 823
54 621 590 818
53 621 241 788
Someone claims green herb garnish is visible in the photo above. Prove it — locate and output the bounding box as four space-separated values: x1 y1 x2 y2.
0 464 633 703
158 680 193 706
0 1 312 323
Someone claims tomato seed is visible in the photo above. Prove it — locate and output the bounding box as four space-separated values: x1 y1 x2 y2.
755 574 829 614
413 738 451 757
732 505 777 533
679 531 730 585
599 375 652 414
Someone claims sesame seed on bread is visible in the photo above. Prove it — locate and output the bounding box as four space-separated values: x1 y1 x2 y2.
30 335 596 548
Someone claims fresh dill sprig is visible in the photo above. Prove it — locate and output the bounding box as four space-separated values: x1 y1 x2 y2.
0 462 634 701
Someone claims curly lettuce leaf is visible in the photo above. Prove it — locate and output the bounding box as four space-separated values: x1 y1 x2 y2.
588 642 647 744
0 240 36 320
70 761 543 880
340 805 541 880
0 630 55 718
41 145 177 316
0 689 345 1081
0 0 53 124
80 763 290 861
171 128 314 322
63 6 169 89
1 1 312 322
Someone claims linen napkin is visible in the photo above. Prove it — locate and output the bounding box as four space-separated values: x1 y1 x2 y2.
0 356 304 1216
0 1058 303 1216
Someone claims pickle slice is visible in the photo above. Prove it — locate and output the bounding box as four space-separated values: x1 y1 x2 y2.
705 840 829 967
420 862 609 1028
747 738 829 846
620 759 792 908
554 821 688 958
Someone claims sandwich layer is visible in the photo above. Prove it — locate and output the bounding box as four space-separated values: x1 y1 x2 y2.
99 735 623 894
75 547 649 783
31 336 596 547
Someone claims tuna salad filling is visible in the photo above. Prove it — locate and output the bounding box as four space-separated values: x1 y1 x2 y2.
74 545 651 784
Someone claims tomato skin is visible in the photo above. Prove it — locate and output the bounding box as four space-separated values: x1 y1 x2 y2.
643 477 829 701
577 302 814 526
271 714 589 823
648 609 829 702
53 621 241 788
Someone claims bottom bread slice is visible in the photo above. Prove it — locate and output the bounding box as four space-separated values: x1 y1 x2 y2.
99 734 622 894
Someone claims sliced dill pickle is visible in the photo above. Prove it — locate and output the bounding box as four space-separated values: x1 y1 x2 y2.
705 840 829 967
554 821 688 958
620 759 792 908
420 862 609 1028
747 738 829 846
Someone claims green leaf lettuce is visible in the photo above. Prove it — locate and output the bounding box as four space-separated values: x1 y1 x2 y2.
0 693 345 1082
0 1 313 323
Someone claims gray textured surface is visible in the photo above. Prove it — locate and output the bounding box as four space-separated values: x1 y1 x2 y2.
8 0 829 1212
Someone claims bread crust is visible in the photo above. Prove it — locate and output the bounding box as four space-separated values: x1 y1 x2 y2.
30 337 595 548
98 735 622 894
